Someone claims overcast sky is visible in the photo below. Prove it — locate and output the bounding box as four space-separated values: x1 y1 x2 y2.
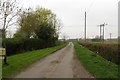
16 0 119 39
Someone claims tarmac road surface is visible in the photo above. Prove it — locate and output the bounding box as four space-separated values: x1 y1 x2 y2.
14 42 94 78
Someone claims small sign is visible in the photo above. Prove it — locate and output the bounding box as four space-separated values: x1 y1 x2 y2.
0 48 6 56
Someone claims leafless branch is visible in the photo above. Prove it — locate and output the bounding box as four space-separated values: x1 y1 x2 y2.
5 13 18 29
8 22 17 27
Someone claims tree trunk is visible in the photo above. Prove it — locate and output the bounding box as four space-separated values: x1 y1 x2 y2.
2 29 6 38
2 12 7 38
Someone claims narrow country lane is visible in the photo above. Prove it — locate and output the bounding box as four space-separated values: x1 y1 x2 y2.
14 42 93 78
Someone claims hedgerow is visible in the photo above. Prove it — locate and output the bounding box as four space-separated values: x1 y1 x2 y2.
79 42 119 65
2 38 58 56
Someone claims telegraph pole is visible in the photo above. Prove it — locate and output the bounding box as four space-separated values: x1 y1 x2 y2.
100 25 101 40
84 12 87 42
109 33 112 40
98 23 107 42
103 24 104 41
102 23 107 42
98 25 102 40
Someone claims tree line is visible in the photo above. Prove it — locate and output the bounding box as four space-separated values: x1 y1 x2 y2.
14 7 61 42
0 0 62 43
0 0 63 56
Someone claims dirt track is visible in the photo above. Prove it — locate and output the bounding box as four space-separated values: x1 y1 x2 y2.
14 42 93 78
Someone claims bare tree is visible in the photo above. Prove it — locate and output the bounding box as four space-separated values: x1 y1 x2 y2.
55 18 63 39
62 33 68 42
0 0 21 38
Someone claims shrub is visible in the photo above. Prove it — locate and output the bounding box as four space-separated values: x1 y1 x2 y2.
79 42 119 64
2 38 57 56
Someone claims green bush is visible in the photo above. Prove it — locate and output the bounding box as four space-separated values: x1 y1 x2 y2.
2 38 57 56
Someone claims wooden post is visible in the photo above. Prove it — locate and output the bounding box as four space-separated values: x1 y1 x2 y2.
0 48 8 64
3 48 7 64
85 12 87 42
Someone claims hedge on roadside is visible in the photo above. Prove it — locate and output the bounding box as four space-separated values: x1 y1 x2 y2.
79 42 119 65
2 38 57 56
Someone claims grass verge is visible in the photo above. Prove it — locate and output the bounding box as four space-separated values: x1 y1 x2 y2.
74 42 118 78
3 43 67 78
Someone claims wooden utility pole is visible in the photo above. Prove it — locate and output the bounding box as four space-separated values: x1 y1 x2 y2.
98 25 102 40
98 23 107 42
84 12 87 42
103 24 104 41
109 33 112 40
102 23 107 42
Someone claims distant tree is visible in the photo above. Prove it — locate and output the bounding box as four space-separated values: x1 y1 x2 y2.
62 33 68 43
0 0 21 38
92 35 100 42
95 35 100 39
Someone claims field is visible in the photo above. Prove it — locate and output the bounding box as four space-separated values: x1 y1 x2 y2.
74 42 118 78
2 43 66 78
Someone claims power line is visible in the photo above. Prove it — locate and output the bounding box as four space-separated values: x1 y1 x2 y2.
64 25 117 27
87 0 95 13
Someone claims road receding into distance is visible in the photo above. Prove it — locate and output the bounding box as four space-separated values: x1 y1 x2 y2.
14 42 93 78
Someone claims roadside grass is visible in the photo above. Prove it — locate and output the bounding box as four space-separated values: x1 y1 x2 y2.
2 43 67 78
74 42 118 78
